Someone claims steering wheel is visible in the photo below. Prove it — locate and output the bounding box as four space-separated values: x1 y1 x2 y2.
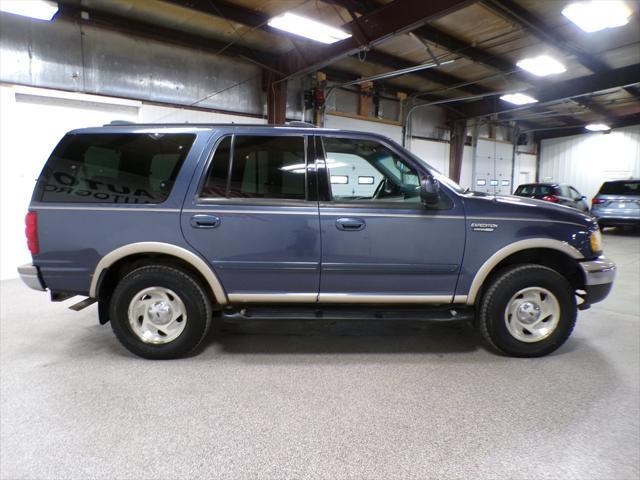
372 177 387 199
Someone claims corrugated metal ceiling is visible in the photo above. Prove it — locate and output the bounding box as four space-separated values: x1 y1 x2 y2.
60 0 640 129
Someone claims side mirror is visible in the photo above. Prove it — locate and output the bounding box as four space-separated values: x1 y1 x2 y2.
579 195 587 201
420 176 440 205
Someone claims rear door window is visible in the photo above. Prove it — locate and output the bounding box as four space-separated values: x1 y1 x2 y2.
598 181 640 195
37 133 196 204
200 135 307 200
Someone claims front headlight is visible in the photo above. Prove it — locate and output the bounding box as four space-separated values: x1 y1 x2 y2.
590 229 602 254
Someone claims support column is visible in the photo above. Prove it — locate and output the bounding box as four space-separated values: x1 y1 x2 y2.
358 81 373 117
448 118 466 183
396 92 407 123
263 69 287 124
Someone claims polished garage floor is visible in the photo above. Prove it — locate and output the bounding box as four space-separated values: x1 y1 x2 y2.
1 232 638 480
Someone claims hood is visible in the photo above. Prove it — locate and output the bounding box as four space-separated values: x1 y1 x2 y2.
463 192 595 228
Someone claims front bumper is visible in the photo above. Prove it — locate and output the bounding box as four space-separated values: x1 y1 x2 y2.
17 264 46 291
579 256 615 305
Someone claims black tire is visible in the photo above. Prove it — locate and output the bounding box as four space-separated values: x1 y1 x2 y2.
477 264 577 357
109 265 212 359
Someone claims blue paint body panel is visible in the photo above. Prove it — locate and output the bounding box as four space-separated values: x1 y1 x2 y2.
26 124 602 303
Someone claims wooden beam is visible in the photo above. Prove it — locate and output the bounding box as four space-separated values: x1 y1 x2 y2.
462 64 640 118
280 0 475 78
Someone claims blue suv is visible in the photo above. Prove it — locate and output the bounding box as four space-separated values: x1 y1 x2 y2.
19 124 615 359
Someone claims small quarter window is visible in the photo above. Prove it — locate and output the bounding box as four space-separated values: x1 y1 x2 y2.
201 136 232 198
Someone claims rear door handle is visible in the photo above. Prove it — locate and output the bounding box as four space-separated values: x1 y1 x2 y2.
190 214 221 229
336 217 366 231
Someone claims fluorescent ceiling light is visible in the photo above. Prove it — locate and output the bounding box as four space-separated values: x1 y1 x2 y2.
585 123 611 131
268 12 351 44
500 93 538 105
0 0 58 20
562 1 632 33
516 55 566 77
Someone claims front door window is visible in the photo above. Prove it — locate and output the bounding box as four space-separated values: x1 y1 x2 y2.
322 137 421 204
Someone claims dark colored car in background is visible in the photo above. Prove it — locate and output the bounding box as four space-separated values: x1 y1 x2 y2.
591 179 640 229
514 183 589 212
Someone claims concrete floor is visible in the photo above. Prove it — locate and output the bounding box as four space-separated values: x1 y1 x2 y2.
1 231 638 480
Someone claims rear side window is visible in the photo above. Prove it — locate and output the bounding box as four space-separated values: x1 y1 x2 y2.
515 184 552 196
37 133 196 204
558 185 572 197
598 181 640 195
200 135 307 200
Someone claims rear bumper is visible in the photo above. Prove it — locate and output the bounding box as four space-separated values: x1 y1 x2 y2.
596 217 640 227
17 264 46 291
592 209 640 227
579 256 615 305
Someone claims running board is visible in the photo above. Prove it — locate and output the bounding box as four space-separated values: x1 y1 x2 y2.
221 305 474 322
68 297 97 311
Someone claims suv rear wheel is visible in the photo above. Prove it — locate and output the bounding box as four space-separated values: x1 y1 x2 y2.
477 264 577 357
109 265 212 359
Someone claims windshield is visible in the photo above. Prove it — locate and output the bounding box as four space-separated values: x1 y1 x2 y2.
405 150 466 194
598 181 640 195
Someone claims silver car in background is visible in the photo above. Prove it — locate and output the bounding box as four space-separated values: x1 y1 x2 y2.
591 180 640 230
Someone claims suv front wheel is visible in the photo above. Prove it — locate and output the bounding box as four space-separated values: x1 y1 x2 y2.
477 264 577 357
109 265 212 359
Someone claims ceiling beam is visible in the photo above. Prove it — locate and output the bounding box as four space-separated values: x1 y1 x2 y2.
55 2 279 72
161 0 309 44
462 64 640 118
329 0 580 125
279 0 476 78
482 0 640 100
533 113 640 141
165 0 492 96
482 0 609 72
364 51 487 95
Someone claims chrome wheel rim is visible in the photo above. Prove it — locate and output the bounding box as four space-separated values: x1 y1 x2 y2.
127 287 187 344
504 287 560 343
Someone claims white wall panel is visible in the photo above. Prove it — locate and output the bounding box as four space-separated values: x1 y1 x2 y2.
459 146 474 191
409 139 449 176
540 126 640 202
0 85 264 279
514 152 537 189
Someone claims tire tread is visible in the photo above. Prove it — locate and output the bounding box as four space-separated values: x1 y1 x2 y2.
110 264 212 359
478 264 576 357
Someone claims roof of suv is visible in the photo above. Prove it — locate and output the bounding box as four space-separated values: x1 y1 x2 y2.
66 123 389 139
517 183 561 188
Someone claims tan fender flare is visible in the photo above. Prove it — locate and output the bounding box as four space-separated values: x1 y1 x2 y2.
465 238 583 305
89 242 227 305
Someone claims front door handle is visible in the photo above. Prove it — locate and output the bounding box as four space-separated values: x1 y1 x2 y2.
336 217 366 231
190 214 221 229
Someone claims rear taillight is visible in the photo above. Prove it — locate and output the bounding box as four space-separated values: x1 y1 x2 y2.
592 197 605 205
541 195 559 203
25 211 39 255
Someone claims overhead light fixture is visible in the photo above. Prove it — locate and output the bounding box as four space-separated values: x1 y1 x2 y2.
585 123 611 131
500 93 538 105
562 1 632 33
516 55 567 77
0 0 58 21
268 12 351 44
